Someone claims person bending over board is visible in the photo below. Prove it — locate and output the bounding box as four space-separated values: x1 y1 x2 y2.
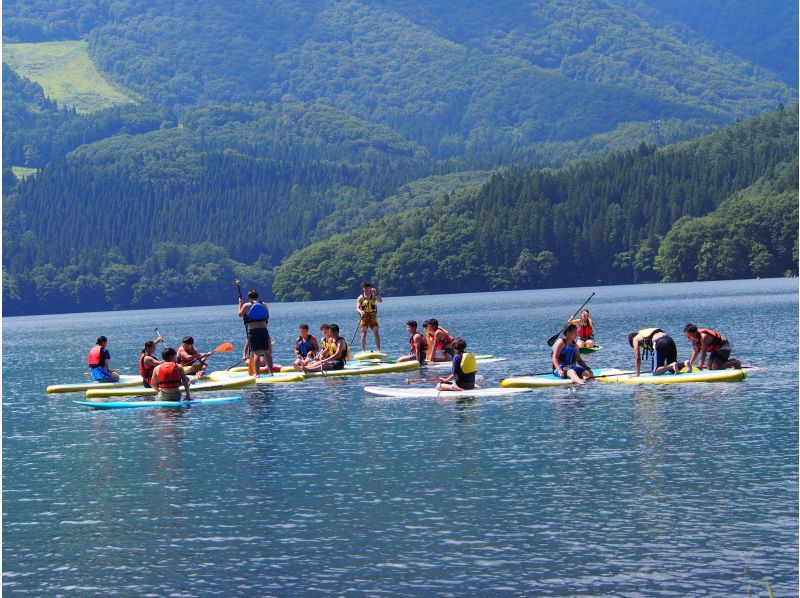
436 338 478 391
397 320 429 364
302 324 348 372
356 281 382 353
683 324 741 370
424 319 456 362
292 324 320 371
238 289 274 376
628 328 684 376
569 309 596 348
151 348 192 401
552 324 594 385
87 336 120 382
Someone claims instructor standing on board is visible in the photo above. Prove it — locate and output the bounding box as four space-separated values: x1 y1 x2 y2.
356 281 382 353
238 289 274 376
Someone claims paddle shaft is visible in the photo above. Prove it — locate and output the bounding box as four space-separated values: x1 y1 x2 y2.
547 292 595 347
406 377 442 384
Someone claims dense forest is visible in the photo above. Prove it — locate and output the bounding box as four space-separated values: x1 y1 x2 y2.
2 1 798 314
272 109 798 300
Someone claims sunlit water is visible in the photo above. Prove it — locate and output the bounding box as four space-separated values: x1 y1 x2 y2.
3 279 797 595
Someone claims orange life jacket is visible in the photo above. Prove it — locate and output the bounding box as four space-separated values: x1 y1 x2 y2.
695 328 724 352
156 362 182 389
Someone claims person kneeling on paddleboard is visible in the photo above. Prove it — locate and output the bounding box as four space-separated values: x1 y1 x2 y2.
569 309 596 349
424 319 456 362
397 320 429 365
628 328 685 376
552 324 594 385
88 336 120 382
436 338 478 391
151 348 192 402
683 324 741 371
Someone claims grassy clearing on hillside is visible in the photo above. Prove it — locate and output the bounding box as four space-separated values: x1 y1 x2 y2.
3 40 135 113
11 166 37 181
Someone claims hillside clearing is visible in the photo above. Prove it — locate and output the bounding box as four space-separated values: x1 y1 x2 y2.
3 40 135 113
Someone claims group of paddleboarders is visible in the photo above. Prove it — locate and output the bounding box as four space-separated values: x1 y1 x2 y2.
87 282 744 396
551 313 742 385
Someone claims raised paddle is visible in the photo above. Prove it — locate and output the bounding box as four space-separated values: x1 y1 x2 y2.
547 292 596 347
182 341 235 365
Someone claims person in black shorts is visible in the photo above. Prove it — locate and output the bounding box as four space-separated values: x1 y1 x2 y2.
237 289 274 376
628 328 684 376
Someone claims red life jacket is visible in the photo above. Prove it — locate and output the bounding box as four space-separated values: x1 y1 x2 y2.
577 323 593 339
411 333 429 353
156 362 182 388
695 328 724 351
433 328 453 352
140 354 156 384
88 345 103 367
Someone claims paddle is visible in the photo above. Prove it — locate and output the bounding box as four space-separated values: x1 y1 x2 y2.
547 292 595 347
349 318 362 354
182 341 235 366
406 377 442 384
498 371 554 383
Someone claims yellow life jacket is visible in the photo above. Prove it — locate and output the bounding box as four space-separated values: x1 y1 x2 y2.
322 338 336 357
638 328 664 352
460 352 478 374
360 296 377 314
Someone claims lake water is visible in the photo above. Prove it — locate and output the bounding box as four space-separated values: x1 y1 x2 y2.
3 278 798 595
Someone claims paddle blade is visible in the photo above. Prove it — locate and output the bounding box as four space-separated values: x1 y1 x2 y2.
214 341 234 353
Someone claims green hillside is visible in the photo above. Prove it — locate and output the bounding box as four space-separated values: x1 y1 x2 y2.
273 108 798 300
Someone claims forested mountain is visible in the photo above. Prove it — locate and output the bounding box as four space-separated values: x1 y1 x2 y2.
2 1 797 314
273 108 798 300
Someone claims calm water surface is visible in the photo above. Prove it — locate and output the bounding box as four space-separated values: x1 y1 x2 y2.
3 279 798 595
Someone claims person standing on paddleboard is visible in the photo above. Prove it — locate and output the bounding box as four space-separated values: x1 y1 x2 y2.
682 324 741 370
552 324 594 385
397 320 429 364
151 347 192 401
88 336 120 382
628 328 685 376
356 281 382 353
238 289 274 376
435 338 478 391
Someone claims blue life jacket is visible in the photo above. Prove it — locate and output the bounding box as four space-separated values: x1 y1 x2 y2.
247 301 268 323
556 342 578 367
296 336 316 358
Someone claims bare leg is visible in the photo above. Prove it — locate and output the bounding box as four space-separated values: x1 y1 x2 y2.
566 369 585 385
372 326 380 352
360 326 368 352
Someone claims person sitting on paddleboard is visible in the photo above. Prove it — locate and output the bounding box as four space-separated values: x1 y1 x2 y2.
683 324 741 371
356 281 382 353
139 334 164 388
552 324 594 385
628 328 684 376
238 289 274 376
397 320 429 365
424 318 455 362
302 324 348 372
88 336 120 382
177 336 211 377
569 309 596 348
292 324 320 371
151 347 192 401
435 338 478 391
